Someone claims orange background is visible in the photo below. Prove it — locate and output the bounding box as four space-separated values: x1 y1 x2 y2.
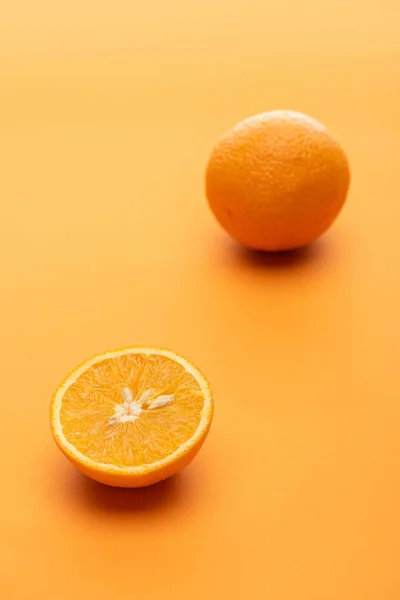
1 1 399 598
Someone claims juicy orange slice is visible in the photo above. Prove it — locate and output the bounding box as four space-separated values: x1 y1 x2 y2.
50 347 213 487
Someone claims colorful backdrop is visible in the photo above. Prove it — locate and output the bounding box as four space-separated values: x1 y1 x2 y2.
1 1 399 598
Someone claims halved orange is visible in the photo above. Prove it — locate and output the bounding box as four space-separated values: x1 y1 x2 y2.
50 347 213 487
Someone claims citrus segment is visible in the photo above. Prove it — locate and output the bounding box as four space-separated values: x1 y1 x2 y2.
50 348 213 487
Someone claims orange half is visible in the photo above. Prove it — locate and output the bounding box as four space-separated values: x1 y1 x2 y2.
50 347 213 487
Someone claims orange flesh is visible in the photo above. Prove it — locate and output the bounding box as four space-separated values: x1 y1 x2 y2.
60 353 204 467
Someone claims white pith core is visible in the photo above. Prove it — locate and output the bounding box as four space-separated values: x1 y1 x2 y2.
108 386 175 425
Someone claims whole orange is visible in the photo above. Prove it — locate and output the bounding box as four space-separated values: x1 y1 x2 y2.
205 110 350 251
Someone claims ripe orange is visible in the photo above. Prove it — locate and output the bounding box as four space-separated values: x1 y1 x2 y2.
205 110 350 251
50 347 213 487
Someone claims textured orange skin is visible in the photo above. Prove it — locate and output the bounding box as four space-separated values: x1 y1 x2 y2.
205 110 351 251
